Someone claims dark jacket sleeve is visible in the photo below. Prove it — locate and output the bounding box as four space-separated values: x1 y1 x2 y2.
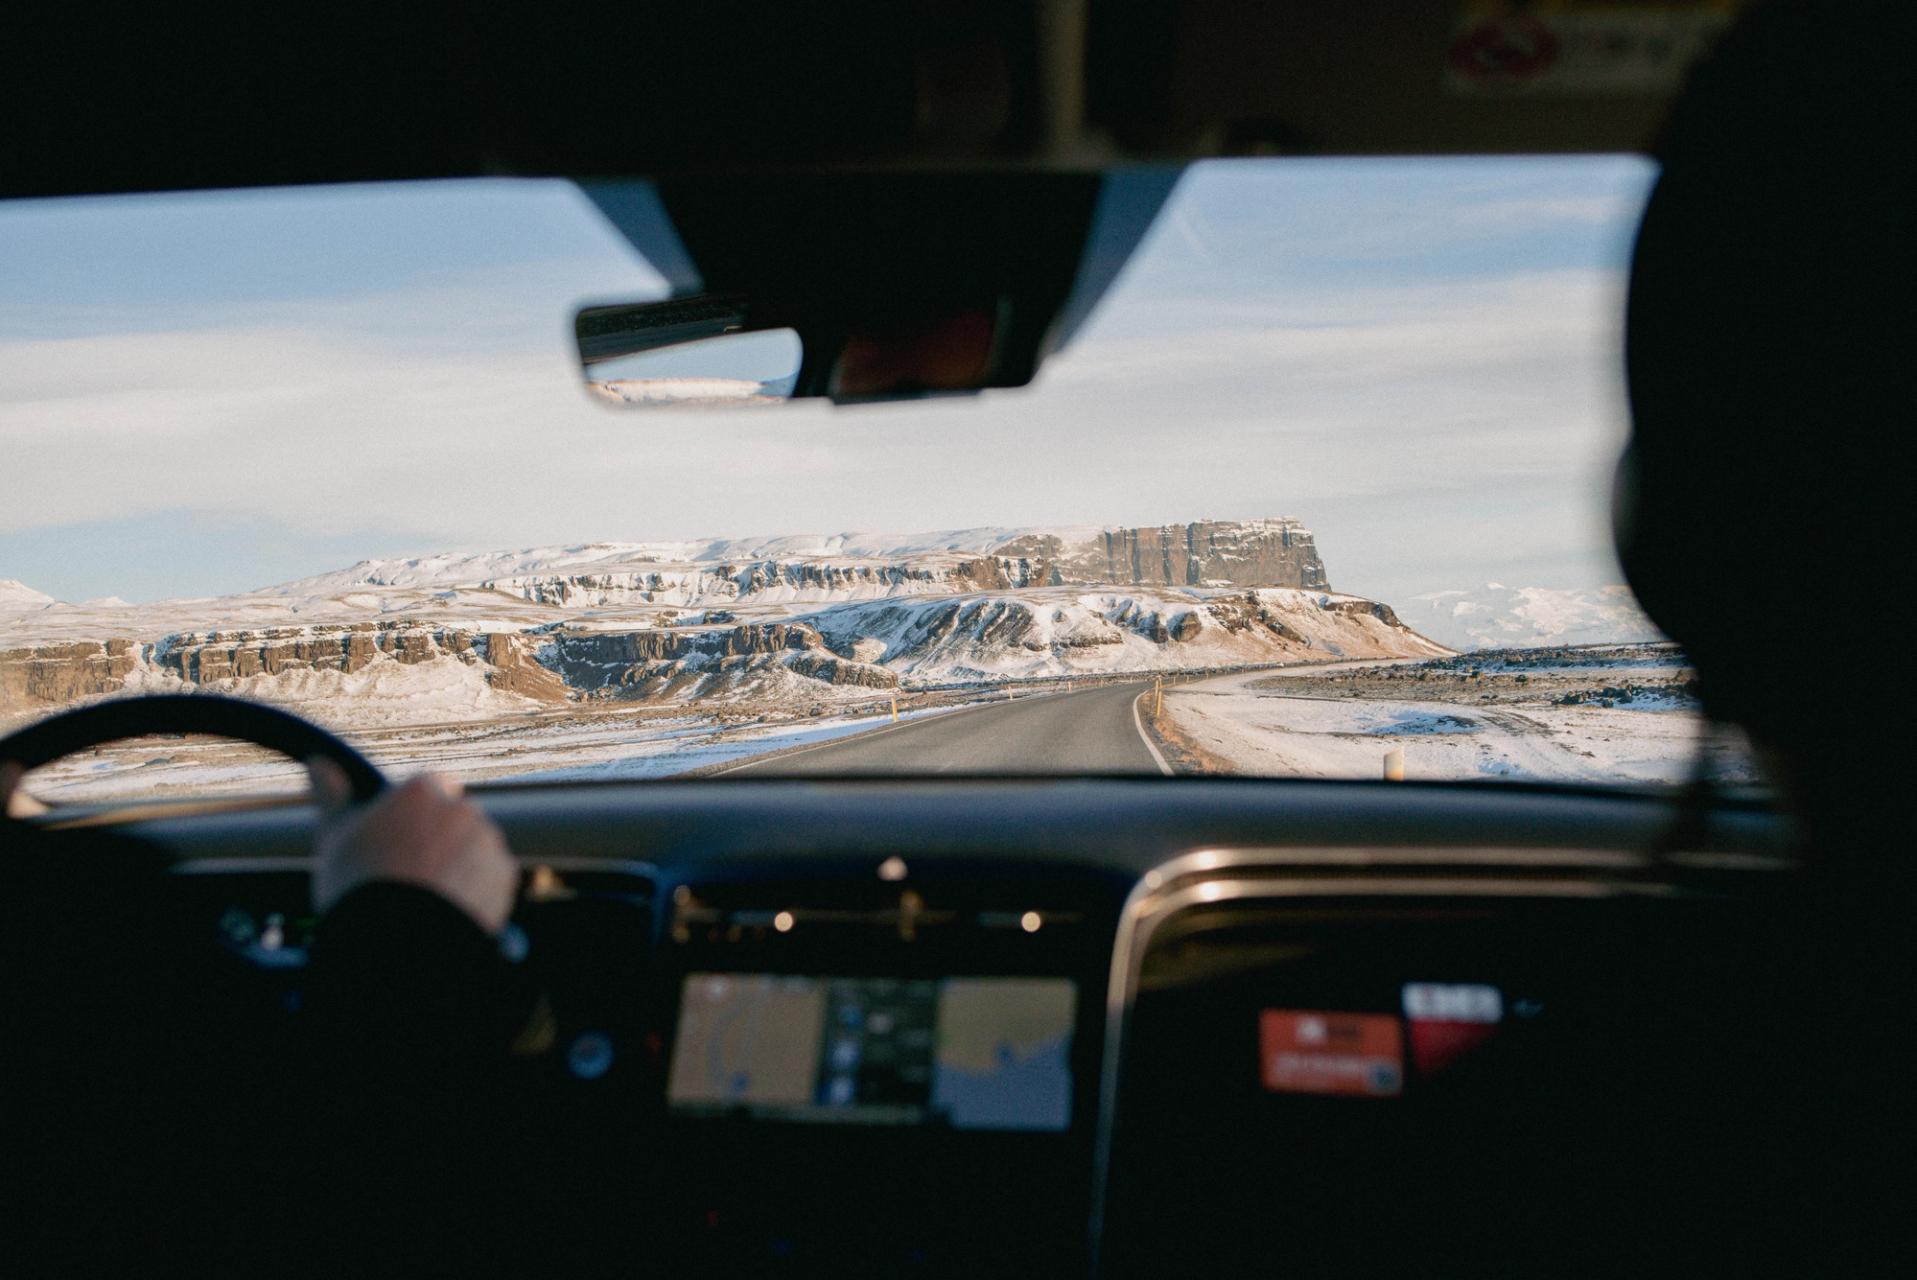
304 880 531 1071
295 882 548 1270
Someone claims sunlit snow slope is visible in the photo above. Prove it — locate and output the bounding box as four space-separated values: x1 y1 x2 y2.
2 519 1447 725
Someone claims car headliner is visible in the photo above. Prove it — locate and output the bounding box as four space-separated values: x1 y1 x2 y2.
4 2 1696 202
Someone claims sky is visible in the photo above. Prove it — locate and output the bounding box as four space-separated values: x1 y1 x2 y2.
0 156 1656 610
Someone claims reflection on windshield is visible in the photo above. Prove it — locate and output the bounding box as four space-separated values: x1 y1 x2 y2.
0 157 1756 801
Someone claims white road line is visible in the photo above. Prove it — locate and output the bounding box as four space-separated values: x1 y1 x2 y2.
1132 691 1175 776
709 693 1044 776
708 713 941 776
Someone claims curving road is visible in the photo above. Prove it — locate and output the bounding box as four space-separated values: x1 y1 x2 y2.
721 681 1172 776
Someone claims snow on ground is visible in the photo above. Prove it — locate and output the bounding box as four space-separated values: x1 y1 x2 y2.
274 526 1103 596
1410 583 1662 650
0 579 55 610
804 587 1445 683
1 520 1303 646
195 656 547 728
587 377 785 406
1164 666 1752 786
0 544 1081 645
21 701 962 803
100 653 547 729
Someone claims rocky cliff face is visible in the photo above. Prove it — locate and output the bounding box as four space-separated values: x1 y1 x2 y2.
482 556 1056 608
154 623 477 681
0 618 901 721
539 622 898 700
804 587 1446 683
466 521 1322 608
0 623 552 716
992 519 1328 590
0 639 140 705
1 517 1441 724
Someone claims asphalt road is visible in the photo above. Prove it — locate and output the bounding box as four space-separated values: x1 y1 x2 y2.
722 681 1172 776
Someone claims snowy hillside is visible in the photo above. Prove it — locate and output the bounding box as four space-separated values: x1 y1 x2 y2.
1410 583 1662 650
0 580 54 611
2 518 1446 723
269 530 1050 595
803 588 1447 682
268 519 1304 596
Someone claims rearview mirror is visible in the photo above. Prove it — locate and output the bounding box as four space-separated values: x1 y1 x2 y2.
576 291 1000 406
573 172 1182 408
578 298 802 406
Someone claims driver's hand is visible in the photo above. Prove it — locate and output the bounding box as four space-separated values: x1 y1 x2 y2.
0 762 47 818
307 762 518 936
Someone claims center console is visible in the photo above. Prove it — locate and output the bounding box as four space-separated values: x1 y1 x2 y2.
646 862 1125 1272
176 836 1805 1277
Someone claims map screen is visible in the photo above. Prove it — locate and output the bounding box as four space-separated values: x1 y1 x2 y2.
667 974 1076 1131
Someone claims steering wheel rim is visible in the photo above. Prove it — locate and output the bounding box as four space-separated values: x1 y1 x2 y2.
0 693 386 805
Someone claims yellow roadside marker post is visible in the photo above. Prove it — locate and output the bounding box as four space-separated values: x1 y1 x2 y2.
890 693 899 723
1383 745 1405 782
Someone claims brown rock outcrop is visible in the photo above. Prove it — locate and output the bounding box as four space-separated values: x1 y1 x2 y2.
0 640 139 705
481 633 570 702
155 623 478 683
536 621 896 699
995 519 1328 590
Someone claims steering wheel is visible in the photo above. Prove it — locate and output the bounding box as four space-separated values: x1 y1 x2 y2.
0 693 387 808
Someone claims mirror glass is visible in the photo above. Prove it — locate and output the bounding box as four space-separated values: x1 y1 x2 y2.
584 328 802 407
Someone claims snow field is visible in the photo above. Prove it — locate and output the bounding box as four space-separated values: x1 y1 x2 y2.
1163 668 1754 786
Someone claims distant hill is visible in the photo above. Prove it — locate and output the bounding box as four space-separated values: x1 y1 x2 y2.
0 579 53 610
1411 583 1663 649
271 518 1330 597
2 519 1447 724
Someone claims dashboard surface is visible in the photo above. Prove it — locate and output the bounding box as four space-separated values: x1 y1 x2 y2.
122 778 1801 1273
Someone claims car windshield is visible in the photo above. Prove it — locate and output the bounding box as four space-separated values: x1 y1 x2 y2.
0 157 1757 801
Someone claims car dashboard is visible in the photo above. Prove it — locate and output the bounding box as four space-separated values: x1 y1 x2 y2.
148 777 1797 1274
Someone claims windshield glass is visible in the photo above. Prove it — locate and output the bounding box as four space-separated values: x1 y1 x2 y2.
0 158 1757 801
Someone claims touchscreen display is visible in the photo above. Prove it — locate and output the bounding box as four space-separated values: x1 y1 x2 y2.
667 974 1076 1131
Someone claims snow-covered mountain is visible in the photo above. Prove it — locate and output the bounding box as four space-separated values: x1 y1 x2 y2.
270 519 1318 598
1411 583 1663 650
1 587 1449 727
799 588 1447 684
0 580 54 611
2 518 1448 724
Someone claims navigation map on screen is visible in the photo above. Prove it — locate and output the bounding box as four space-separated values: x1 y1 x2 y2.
668 974 1076 1131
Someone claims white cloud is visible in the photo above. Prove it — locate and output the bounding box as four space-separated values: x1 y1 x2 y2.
0 239 1634 608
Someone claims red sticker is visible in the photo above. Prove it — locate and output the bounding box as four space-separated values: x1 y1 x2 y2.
1408 1019 1499 1075
1403 983 1504 1076
1448 16 1562 86
1260 1010 1404 1098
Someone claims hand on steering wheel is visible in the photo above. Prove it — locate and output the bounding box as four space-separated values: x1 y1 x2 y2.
309 761 518 936
1 694 516 933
